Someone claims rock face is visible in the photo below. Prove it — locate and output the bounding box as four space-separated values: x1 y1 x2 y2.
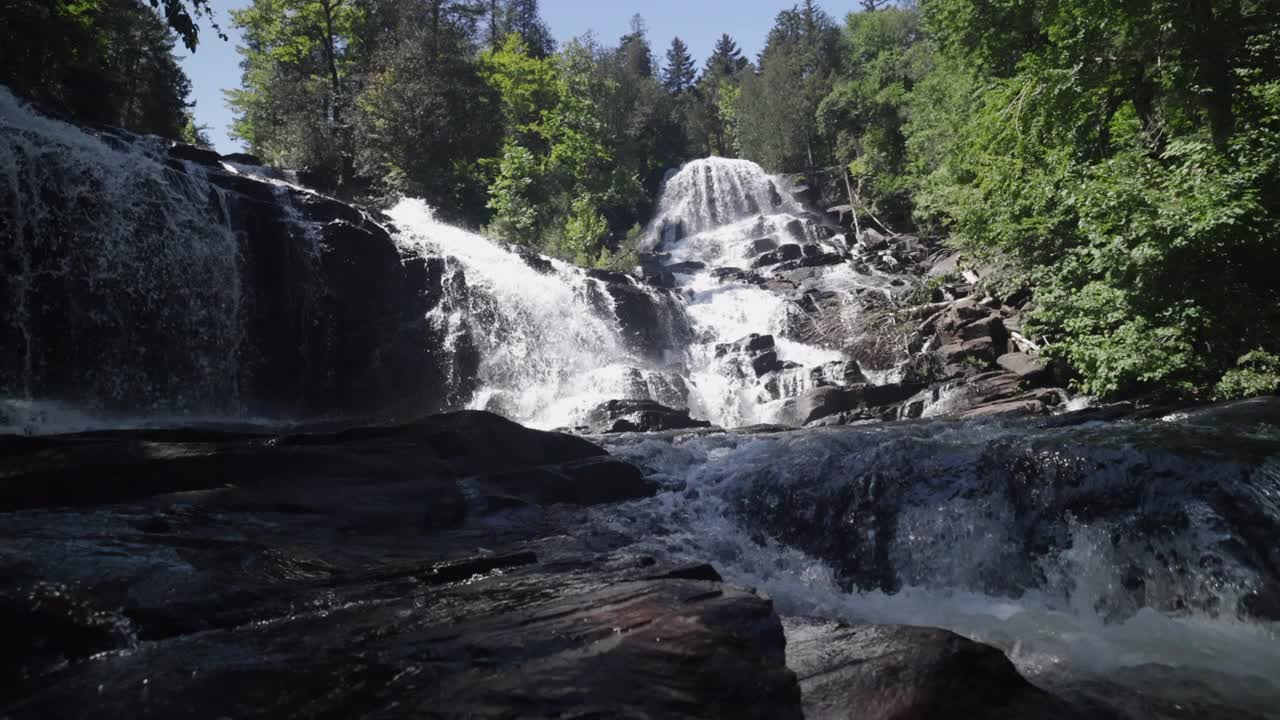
586 269 693 362
1 115 474 422
0 413 802 719
784 618 1099 720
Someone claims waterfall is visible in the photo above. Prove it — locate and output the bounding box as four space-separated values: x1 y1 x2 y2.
0 86 245 419
643 157 805 247
639 157 853 426
0 87 460 432
388 199 693 430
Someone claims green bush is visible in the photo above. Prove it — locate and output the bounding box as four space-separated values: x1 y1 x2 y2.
1215 351 1280 401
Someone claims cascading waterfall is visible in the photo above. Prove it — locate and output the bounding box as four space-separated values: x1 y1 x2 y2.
0 87 245 423
641 158 861 426
388 199 692 429
3 84 1280 719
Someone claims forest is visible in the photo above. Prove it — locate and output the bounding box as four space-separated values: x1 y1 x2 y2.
2 0 1278 402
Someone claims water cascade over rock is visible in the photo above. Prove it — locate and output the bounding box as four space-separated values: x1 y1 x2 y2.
0 87 466 429
4 91 1280 719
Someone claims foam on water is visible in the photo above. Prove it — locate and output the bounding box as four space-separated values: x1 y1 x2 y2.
388 199 672 429
593 419 1280 718
1 87 245 416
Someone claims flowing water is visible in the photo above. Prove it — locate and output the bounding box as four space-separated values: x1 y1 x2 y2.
592 401 1280 718
3 90 1279 717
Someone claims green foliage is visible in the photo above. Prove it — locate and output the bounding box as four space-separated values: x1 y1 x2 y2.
737 0 840 171
817 6 931 220
596 223 645 271
551 195 609 265
902 0 1280 398
227 0 368 186
1215 351 1280 401
662 37 696 94
0 0 196 139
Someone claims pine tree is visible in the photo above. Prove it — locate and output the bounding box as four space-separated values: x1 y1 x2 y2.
502 0 554 57
662 37 696 94
704 33 746 78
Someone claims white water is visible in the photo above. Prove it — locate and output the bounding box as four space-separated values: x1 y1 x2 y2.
385 158 860 430
389 199 688 429
0 87 245 416
644 159 852 426
594 422 1280 718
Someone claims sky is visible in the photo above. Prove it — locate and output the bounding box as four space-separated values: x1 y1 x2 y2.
179 1 841 154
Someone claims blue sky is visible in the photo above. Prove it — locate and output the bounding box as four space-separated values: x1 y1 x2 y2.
179 1 841 153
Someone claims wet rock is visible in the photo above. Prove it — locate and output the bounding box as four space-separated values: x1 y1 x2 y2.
664 260 706 274
785 618 1096 720
4 550 801 719
711 266 760 284
475 456 658 506
167 142 222 166
583 399 712 434
857 229 889 252
718 333 777 357
586 273 692 361
775 252 846 272
750 237 780 254
753 244 804 268
752 351 784 377
0 411 601 512
219 152 263 166
998 352 1052 387
783 386 868 425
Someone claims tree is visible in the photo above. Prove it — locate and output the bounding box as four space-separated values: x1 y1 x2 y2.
911 0 1280 397
705 33 748 78
354 3 498 216
662 37 696 94
145 0 222 51
227 0 367 188
736 1 840 171
816 5 929 221
0 0 196 139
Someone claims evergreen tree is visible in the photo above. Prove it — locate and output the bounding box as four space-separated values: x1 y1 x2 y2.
704 33 747 78
662 37 696 94
502 0 554 58
737 1 839 170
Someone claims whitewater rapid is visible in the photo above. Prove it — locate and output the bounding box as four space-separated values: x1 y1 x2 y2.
590 406 1280 718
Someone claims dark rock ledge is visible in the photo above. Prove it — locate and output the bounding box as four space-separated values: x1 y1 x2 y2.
1 411 1099 719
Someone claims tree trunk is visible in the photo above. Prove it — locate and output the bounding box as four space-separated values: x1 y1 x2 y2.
1187 0 1236 149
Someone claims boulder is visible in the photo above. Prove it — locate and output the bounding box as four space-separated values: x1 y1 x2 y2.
718 333 777 357
857 229 889 252
586 274 692 362
219 152 264 166
783 386 867 425
954 313 1008 351
997 352 1051 387
753 244 804 268
665 260 706 274
167 142 222 167
751 351 784 377
750 237 780 254
785 618 1098 720
475 456 657 507
940 337 997 368
0 411 602 512
583 399 712 434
